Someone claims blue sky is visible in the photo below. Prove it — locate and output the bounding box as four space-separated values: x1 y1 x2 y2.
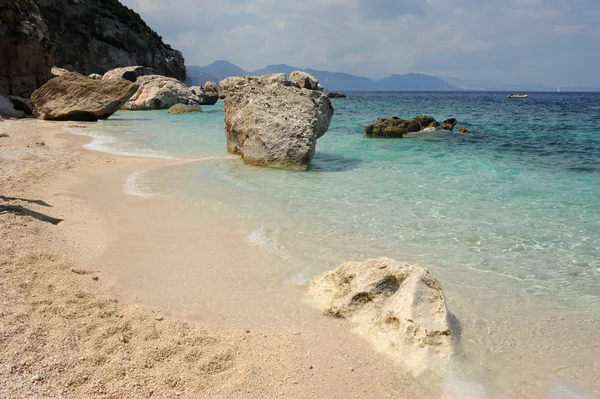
121 0 600 86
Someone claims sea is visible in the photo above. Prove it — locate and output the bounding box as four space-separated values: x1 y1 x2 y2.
74 91 600 398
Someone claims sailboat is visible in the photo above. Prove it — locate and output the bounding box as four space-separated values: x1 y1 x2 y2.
558 86 561 93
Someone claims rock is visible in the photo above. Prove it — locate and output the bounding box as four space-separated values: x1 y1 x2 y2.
168 104 202 114
457 126 470 133
189 86 219 105
440 118 457 131
0 132 8 137
51 67 69 77
204 81 218 93
155 315 164 321
328 92 347 99
8 96 33 115
31 72 138 121
34 0 186 81
288 71 319 90
364 115 440 138
122 75 200 110
0 0 56 97
307 257 454 372
219 74 289 99
102 66 158 82
88 73 102 80
0 95 26 118
223 74 334 169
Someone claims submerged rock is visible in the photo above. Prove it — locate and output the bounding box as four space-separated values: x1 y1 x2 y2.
328 92 347 99
222 74 334 169
307 257 454 372
122 75 200 110
31 72 138 121
102 66 158 82
364 115 458 137
457 126 470 133
168 104 202 114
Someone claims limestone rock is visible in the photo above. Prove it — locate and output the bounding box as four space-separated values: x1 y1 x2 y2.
31 72 138 121
168 104 202 114
328 92 347 99
364 115 459 138
307 258 454 372
223 74 334 169
102 66 158 82
288 71 319 90
34 0 186 80
122 75 200 110
219 74 288 99
0 95 25 118
88 73 102 80
0 0 56 97
457 126 470 134
189 86 219 105
204 81 218 93
51 66 69 77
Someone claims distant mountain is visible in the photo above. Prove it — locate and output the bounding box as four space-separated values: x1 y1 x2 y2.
185 60 247 85
442 77 554 91
376 73 458 91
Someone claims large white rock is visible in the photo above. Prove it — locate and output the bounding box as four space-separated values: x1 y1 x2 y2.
307 258 455 373
222 74 333 169
102 66 158 82
122 75 200 110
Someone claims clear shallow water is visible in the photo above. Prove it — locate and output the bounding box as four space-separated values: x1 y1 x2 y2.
83 92 600 314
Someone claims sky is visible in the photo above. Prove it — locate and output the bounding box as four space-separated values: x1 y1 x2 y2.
120 0 600 87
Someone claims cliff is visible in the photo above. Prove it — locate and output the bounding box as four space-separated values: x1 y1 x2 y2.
0 0 56 97
34 0 185 81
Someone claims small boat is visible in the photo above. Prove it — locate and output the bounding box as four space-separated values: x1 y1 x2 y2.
508 94 528 98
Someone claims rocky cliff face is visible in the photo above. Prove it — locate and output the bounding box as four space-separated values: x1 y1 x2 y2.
33 0 185 81
0 0 56 97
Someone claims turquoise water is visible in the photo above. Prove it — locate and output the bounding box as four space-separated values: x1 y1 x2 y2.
84 92 600 315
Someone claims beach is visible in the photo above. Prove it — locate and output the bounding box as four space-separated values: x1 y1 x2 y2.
0 119 440 398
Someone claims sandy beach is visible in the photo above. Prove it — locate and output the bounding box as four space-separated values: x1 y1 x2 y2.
0 119 437 398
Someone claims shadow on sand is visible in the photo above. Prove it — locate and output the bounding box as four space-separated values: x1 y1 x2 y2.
0 196 62 225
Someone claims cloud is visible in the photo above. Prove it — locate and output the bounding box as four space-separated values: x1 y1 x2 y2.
119 0 600 86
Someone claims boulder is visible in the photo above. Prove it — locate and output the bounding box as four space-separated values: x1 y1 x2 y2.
8 95 33 115
328 92 347 99
307 258 454 372
440 118 457 131
204 81 218 93
189 86 219 105
102 66 158 82
223 74 334 169
457 126 470 134
364 115 460 137
0 0 56 97
288 71 319 90
31 72 138 121
168 104 202 114
51 66 69 77
88 73 102 80
0 95 25 118
122 75 200 110
33 0 186 80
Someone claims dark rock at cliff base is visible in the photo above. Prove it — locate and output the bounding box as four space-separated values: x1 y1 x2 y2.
223 74 334 170
8 95 33 115
364 115 443 138
34 0 186 81
0 0 56 98
31 72 138 121
327 92 346 98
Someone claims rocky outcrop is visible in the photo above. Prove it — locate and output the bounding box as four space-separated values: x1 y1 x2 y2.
0 0 56 98
189 86 219 105
307 258 454 372
457 126 470 133
88 73 102 80
34 0 186 81
122 75 200 110
223 74 334 169
168 104 202 114
288 71 319 90
102 66 158 82
364 115 458 138
31 72 138 121
0 95 25 118
328 92 346 99
204 81 218 93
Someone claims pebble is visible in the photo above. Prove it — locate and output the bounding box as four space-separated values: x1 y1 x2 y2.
0 132 9 138
155 315 164 321
245 329 251 333
31 374 42 382
92 276 99 281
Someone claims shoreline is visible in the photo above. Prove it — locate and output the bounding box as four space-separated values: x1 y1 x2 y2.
1 118 599 398
0 119 434 398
